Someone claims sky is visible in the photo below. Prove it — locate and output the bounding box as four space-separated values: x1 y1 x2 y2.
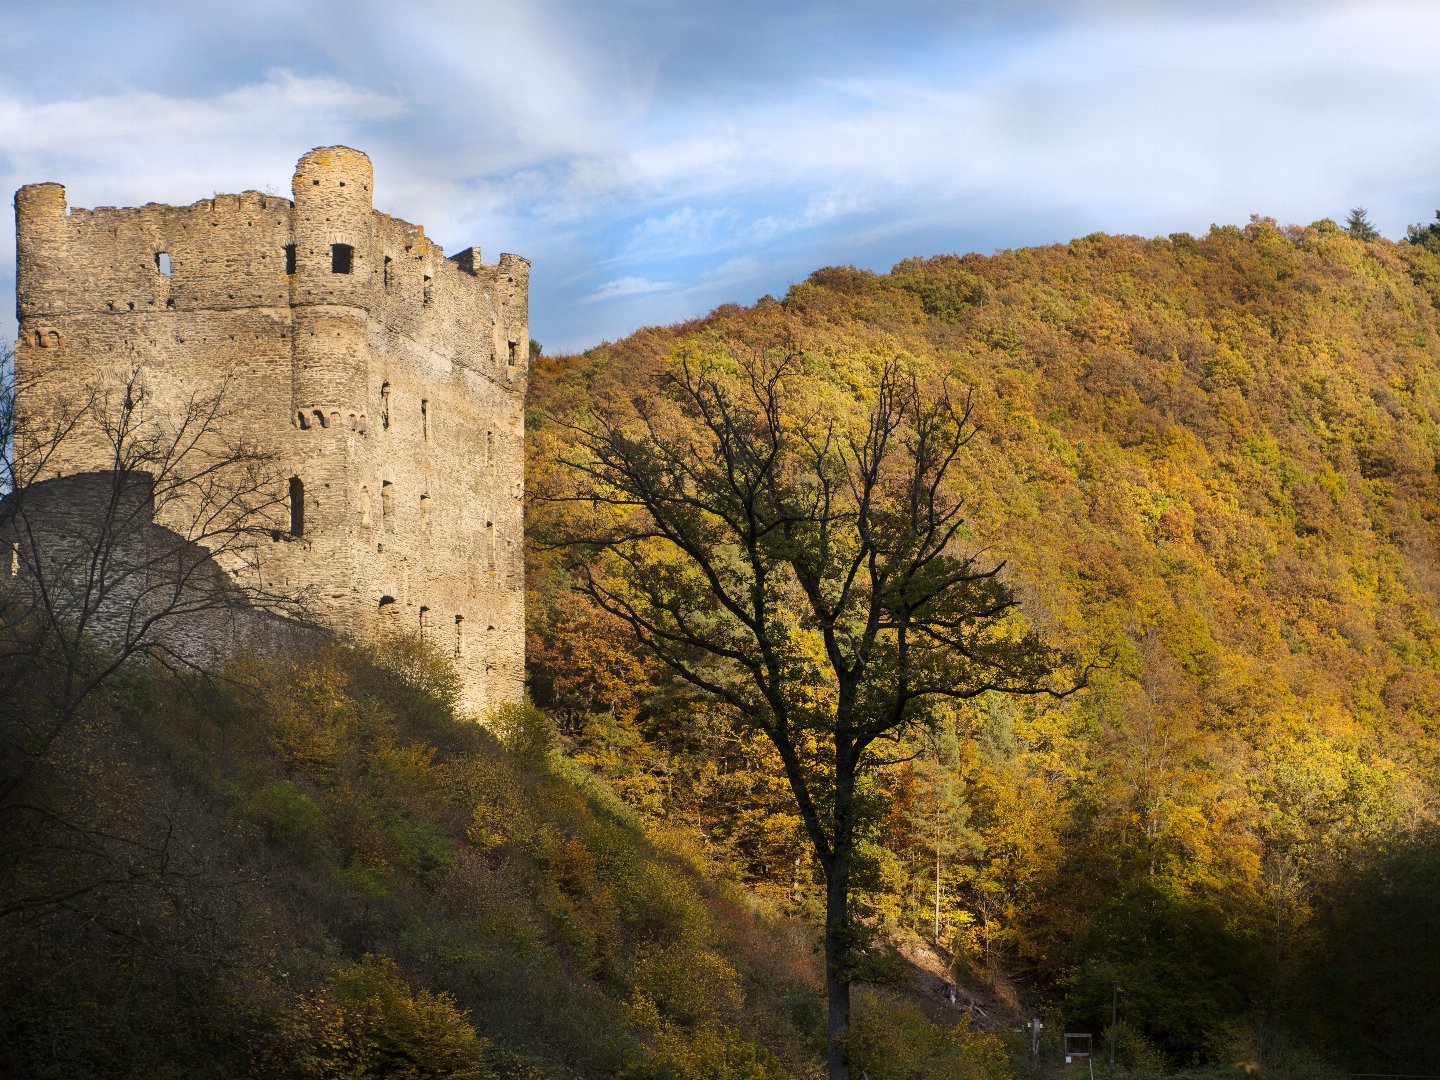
2 0 1439 354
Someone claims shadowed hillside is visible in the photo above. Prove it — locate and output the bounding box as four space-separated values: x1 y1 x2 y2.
0 635 842 1079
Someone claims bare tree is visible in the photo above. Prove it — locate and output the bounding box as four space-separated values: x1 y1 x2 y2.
542 349 1089 1080
1 354 299 915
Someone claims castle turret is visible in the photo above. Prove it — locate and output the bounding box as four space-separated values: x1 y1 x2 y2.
289 146 375 430
15 183 69 322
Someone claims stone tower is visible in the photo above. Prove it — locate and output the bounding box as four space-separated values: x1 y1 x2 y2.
13 146 528 711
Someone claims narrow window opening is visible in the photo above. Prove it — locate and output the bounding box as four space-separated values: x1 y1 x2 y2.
454 615 464 658
486 519 496 572
380 382 391 430
419 606 430 635
331 244 353 274
313 409 327 429
421 399 429 440
486 430 494 465
349 413 358 431
383 256 393 286
288 477 305 537
381 480 394 532
284 244 297 274
155 252 171 276
508 340 518 367
297 411 311 430
423 274 432 305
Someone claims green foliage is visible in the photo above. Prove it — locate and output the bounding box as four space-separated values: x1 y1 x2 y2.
292 955 492 1079
848 987 1010 1080
1106 1019 1170 1071
1344 207 1379 242
488 699 556 764
1405 209 1440 253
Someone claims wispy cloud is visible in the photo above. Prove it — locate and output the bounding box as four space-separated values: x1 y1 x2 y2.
583 276 679 303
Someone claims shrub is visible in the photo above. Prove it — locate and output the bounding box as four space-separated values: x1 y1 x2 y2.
292 955 492 1079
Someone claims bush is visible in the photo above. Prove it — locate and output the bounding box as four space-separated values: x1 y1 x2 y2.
848 986 1011 1080
291 955 492 1079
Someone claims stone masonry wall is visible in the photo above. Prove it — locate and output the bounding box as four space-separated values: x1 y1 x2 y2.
13 147 528 713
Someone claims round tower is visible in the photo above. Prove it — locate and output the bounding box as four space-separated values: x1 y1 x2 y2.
288 147 375 430
15 183 69 322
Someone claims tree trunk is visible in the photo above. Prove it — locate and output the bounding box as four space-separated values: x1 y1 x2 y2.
934 848 941 946
825 856 852 1080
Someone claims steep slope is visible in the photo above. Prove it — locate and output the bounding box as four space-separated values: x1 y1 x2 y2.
0 637 832 1079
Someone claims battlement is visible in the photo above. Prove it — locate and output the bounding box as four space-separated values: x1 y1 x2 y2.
13 147 528 712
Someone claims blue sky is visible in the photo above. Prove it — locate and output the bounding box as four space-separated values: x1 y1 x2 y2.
3 0 1439 353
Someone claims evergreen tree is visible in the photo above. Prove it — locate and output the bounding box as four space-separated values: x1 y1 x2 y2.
1345 207 1380 241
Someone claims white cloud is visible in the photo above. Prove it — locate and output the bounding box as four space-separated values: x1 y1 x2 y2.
583 276 679 302
0 71 403 210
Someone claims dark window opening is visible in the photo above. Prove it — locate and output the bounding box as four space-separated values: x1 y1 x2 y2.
423 275 432 305
313 409 327 429
419 606 430 634
454 615 464 657
155 252 171 276
381 480 393 532
508 340 518 367
379 595 396 609
284 244 297 274
331 244 353 274
380 382 390 430
383 256 393 286
288 477 305 536
421 399 429 440
297 411 311 430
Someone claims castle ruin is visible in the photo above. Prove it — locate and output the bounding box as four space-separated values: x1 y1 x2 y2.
12 146 528 711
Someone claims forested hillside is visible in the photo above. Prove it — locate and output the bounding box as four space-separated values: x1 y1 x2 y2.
528 216 1440 1072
